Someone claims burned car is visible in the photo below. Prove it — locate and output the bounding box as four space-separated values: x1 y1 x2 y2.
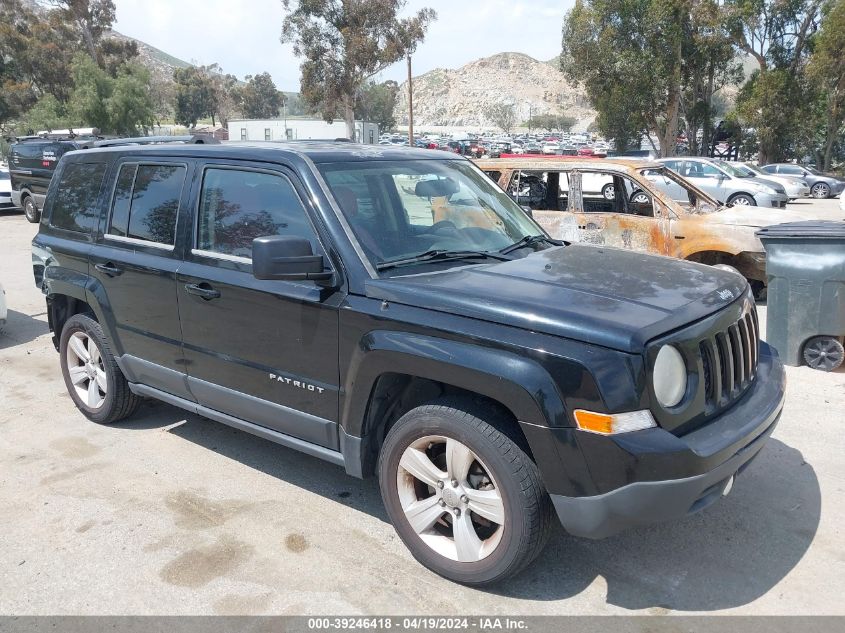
474 158 812 297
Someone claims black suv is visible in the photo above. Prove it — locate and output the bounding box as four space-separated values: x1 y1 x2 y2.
9 135 99 222
32 142 785 585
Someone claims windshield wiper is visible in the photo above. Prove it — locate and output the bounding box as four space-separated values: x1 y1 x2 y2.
376 249 511 271
499 234 564 255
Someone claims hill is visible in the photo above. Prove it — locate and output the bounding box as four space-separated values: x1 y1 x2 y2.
394 52 597 132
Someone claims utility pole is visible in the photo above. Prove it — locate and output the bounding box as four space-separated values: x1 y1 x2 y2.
407 55 414 147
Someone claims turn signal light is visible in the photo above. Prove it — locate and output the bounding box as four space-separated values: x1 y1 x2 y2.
573 409 657 435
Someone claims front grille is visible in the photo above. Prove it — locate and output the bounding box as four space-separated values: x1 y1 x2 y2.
699 309 759 409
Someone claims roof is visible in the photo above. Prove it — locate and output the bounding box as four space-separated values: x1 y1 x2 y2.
472 157 662 171
65 141 460 164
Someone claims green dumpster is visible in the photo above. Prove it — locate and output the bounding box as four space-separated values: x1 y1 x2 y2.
757 221 845 371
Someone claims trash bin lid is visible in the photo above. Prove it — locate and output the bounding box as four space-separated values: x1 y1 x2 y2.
756 220 845 239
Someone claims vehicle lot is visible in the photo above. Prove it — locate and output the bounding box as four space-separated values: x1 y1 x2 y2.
1 200 844 616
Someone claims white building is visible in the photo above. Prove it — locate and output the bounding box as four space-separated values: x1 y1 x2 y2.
227 118 379 144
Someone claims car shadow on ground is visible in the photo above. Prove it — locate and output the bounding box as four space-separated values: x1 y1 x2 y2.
0 309 49 350
126 402 819 611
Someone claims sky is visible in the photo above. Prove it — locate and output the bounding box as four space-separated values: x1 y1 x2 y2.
112 0 576 92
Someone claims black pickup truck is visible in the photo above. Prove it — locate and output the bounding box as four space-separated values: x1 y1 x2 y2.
32 142 785 585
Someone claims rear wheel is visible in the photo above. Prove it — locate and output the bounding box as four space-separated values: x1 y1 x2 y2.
630 191 651 204
59 314 141 424
803 336 844 372
23 195 40 223
728 193 756 207
378 400 552 585
811 182 831 199
601 183 615 200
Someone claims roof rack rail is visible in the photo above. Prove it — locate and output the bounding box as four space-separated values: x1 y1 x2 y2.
91 134 220 148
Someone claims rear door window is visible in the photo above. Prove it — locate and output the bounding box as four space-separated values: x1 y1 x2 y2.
49 162 108 233
107 163 186 246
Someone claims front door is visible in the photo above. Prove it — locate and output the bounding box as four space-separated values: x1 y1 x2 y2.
90 159 192 400
176 162 342 450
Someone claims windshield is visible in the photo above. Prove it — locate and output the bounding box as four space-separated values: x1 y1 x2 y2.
715 160 747 178
318 159 544 273
805 166 823 175
743 163 763 175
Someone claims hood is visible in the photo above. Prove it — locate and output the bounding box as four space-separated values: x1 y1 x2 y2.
708 206 816 228
365 245 748 353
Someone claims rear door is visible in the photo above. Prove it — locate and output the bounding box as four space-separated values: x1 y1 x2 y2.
175 161 341 450
90 158 193 399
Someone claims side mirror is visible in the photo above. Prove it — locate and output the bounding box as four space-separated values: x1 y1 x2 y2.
252 235 333 282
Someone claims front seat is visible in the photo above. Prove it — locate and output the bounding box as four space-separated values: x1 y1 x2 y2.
333 187 383 260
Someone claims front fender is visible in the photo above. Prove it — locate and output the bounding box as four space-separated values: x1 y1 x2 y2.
342 330 566 436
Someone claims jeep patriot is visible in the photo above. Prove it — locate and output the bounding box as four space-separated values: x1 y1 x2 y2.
32 142 786 585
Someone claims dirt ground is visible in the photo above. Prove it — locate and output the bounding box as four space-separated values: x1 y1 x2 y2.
1 199 843 615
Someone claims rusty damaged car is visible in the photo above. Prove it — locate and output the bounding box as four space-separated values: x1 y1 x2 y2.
474 158 812 298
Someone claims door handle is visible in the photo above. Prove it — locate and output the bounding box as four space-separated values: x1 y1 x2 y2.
94 262 123 277
184 283 221 300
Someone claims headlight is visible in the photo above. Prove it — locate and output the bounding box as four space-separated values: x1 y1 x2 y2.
653 345 687 408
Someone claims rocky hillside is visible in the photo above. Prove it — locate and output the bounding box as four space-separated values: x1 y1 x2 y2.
395 52 596 131
106 31 191 83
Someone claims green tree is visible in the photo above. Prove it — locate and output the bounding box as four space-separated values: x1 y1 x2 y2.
562 0 689 157
486 102 517 134
723 0 825 163
173 66 215 128
66 53 152 134
238 72 286 119
355 80 399 132
681 1 742 155
281 0 436 140
47 0 116 61
15 95 71 135
526 113 575 133
807 0 845 170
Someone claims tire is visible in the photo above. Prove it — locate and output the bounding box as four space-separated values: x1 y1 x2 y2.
601 183 615 200
59 314 141 424
802 336 844 372
630 191 651 204
378 399 553 585
23 195 40 223
728 193 756 207
811 182 831 199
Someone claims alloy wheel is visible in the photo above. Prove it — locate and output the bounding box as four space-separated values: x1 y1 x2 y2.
396 435 505 563
65 331 107 408
811 183 830 199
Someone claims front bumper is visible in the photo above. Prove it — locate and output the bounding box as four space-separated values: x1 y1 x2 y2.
549 343 786 539
757 192 789 208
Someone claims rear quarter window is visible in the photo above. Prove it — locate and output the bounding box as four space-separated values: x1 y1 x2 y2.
49 162 108 233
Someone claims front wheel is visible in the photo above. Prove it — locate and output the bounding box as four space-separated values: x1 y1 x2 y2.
811 183 831 199
23 195 40 223
728 193 756 207
378 401 552 585
601 183 615 200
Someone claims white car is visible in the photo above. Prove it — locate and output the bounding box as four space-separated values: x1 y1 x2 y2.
0 166 17 211
0 283 6 327
840 191 845 213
